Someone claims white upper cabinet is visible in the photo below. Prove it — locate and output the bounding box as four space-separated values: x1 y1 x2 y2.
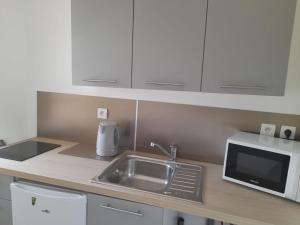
201 0 297 96
71 0 296 96
72 0 133 88
132 0 207 91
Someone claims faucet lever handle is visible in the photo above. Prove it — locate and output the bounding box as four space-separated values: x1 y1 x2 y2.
169 144 177 150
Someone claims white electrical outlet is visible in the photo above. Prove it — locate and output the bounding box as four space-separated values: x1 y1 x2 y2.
260 124 276 137
97 108 108 119
280 125 296 140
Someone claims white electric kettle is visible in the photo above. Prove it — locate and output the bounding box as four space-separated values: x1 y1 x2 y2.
96 121 120 157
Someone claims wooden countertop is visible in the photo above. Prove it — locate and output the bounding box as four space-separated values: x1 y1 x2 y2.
0 137 299 225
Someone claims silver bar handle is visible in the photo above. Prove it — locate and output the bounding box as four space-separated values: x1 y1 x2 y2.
99 204 144 217
83 79 118 84
144 81 184 87
220 85 265 90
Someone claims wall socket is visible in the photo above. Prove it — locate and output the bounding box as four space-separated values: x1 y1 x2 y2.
280 126 296 140
260 124 276 137
97 108 108 119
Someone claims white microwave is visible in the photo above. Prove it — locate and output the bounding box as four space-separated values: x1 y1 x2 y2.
223 132 300 202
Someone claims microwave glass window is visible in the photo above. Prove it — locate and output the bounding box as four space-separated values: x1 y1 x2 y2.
225 143 290 193
236 153 283 183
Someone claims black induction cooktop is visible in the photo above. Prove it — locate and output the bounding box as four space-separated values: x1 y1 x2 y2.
0 141 61 161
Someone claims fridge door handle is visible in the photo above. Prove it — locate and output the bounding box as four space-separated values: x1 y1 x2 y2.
41 209 51 214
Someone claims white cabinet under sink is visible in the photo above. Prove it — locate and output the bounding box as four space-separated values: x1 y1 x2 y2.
87 194 164 225
87 194 210 225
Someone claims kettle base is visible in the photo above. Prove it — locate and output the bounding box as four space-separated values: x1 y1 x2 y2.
96 149 118 157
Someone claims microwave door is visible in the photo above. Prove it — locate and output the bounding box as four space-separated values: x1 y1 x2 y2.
225 143 290 194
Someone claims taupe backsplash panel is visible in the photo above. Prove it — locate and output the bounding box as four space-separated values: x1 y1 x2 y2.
38 92 300 165
136 101 300 164
37 92 136 149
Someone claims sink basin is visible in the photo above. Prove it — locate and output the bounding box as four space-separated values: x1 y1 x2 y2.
102 157 174 192
92 154 204 203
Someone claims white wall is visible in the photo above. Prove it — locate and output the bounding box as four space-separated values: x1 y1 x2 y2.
26 0 300 117
0 0 32 143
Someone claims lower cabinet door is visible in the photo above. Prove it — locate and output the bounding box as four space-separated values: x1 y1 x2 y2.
87 194 163 225
0 175 13 200
0 199 12 225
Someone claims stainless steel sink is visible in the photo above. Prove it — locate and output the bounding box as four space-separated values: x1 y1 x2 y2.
92 154 204 203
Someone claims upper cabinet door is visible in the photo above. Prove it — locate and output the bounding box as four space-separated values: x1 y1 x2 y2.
72 0 133 88
202 0 296 96
132 0 207 91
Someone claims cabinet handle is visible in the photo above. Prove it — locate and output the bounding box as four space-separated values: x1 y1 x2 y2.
83 79 118 84
144 81 185 87
99 204 144 217
219 85 265 90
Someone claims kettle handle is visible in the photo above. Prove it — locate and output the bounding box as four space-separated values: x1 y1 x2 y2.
114 127 120 148
100 124 105 134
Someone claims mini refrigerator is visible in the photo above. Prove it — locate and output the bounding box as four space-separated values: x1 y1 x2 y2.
10 182 87 225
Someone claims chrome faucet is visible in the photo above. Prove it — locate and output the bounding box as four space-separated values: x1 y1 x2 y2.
150 142 177 161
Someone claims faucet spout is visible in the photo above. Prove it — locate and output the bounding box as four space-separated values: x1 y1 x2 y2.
150 142 177 161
